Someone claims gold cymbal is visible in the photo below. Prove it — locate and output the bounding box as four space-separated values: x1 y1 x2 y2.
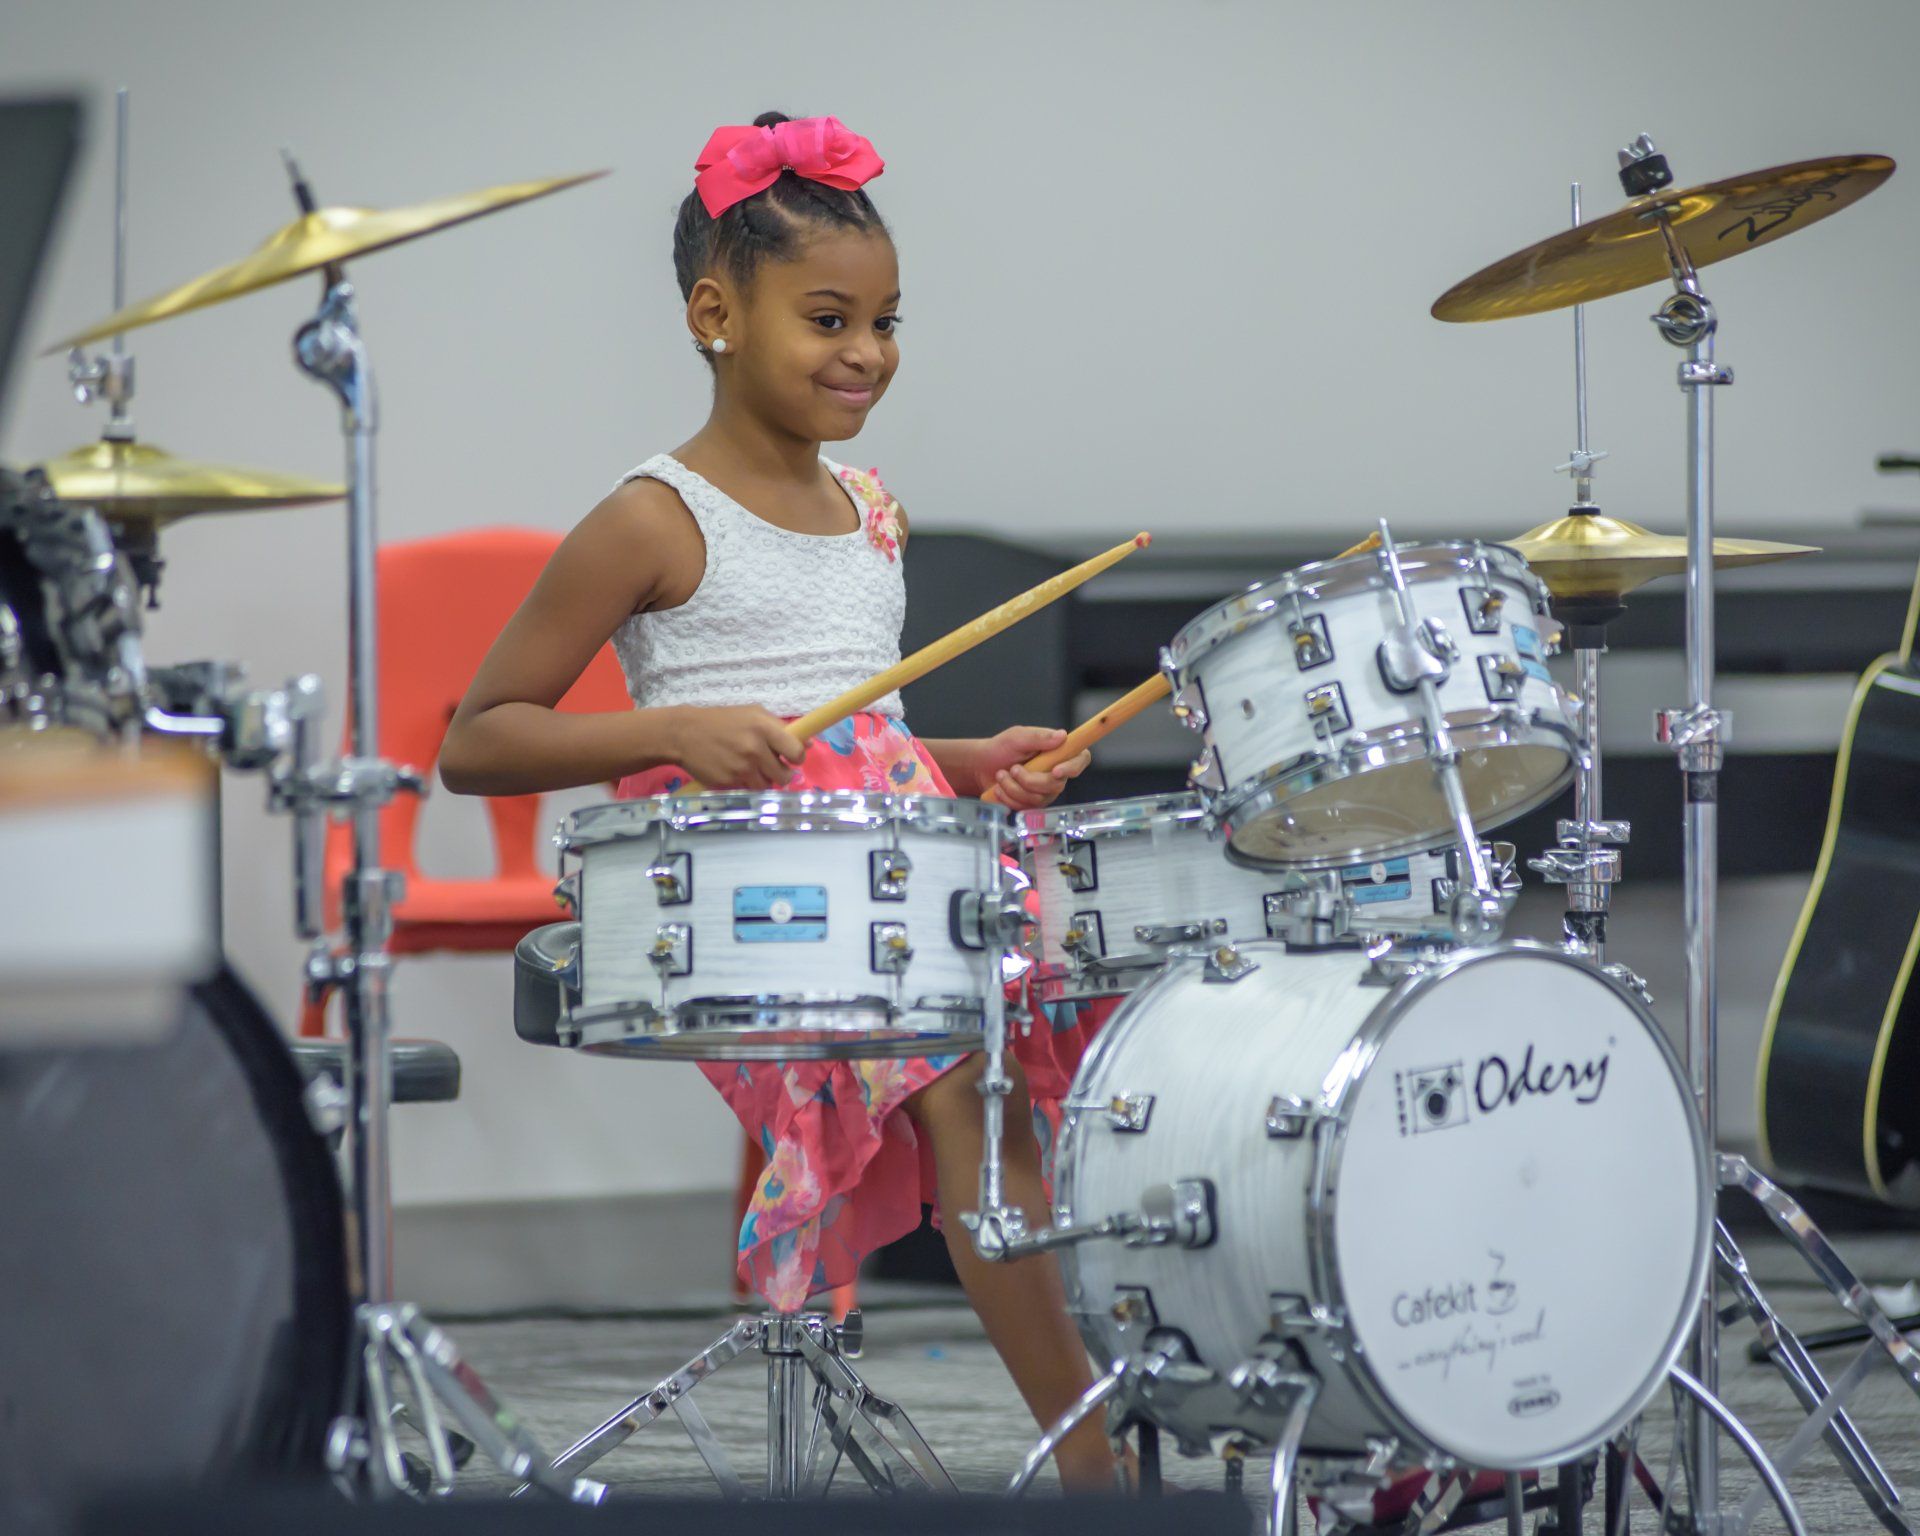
39 438 343 525
1504 510 1819 600
1434 154 1894 323
47 171 606 352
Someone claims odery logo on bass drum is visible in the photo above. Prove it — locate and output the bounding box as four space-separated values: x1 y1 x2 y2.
1508 1388 1562 1419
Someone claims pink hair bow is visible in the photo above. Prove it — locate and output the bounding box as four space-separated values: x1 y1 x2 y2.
693 116 885 218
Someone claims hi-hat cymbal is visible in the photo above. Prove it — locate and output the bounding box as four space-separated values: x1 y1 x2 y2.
39 438 343 525
1434 154 1894 323
47 171 606 352
1504 510 1819 600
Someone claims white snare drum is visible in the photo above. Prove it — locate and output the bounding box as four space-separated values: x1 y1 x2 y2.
1164 541 1576 868
546 791 1007 1060
1054 941 1709 1470
1015 794 1498 1002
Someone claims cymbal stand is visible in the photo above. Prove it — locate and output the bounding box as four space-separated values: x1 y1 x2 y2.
64 87 167 606
1529 182 1636 981
1622 133 1920 1536
279 160 593 1504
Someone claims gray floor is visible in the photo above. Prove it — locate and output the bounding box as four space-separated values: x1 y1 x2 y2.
442 1221 1920 1532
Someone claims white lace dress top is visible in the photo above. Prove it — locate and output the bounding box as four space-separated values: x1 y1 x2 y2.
609 454 907 718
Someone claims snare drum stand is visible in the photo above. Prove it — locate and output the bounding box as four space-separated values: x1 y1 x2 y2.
280 160 593 1503
1621 135 1920 1536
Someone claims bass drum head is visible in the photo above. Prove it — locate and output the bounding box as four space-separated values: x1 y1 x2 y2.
1226 737 1572 868
1327 947 1708 1469
0 967 349 1530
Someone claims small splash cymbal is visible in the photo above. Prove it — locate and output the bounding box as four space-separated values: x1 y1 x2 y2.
1503 510 1819 600
39 438 343 525
1434 154 1894 323
48 170 606 351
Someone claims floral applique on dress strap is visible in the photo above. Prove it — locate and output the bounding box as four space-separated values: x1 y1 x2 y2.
836 464 906 562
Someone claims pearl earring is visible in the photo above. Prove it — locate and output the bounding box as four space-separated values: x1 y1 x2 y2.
711 337 729 354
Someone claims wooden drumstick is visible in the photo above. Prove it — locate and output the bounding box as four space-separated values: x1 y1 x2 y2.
980 674 1171 805
677 532 1152 792
982 531 1380 803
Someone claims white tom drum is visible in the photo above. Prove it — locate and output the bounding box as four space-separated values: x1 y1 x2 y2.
1015 794 1498 1002
525 791 1009 1061
1164 541 1576 868
1053 940 1709 1471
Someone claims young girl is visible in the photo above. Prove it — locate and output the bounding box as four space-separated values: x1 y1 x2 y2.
439 112 1123 1490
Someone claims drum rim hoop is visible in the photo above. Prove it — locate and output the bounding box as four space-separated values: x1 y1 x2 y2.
565 790 1006 848
1207 709 1579 871
572 990 985 1032
1013 791 1206 840
1166 540 1547 668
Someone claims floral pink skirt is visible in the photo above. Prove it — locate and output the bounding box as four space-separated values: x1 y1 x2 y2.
617 710 1119 1311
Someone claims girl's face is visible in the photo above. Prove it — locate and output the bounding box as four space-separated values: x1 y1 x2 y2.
726 227 901 442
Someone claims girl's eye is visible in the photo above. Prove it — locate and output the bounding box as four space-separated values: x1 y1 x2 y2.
813 315 845 331
876 315 902 335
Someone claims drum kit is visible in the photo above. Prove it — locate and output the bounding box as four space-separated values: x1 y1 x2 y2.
6 84 1920 1536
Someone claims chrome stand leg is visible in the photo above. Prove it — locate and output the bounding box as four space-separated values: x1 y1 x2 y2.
796 1324 956 1493
332 1303 602 1502
1009 1359 1129 1496
511 1317 760 1495
515 1310 948 1500
1264 1374 1317 1536
1713 1159 1917 1534
1504 1473 1526 1536
1668 1366 1809 1536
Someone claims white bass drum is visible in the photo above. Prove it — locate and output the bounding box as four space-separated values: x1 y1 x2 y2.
1053 941 1709 1471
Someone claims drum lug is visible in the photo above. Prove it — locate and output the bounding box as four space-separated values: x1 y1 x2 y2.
1102 1091 1155 1133
1287 612 1334 670
551 871 580 914
1460 583 1506 634
1170 679 1209 732
1132 1179 1216 1249
1063 910 1107 967
869 847 912 901
1134 917 1224 946
1269 1291 1347 1340
1187 744 1226 793
1109 1285 1159 1333
1058 836 1098 893
1201 943 1258 984
647 922 692 979
1303 681 1352 739
1264 1094 1313 1139
1479 653 1527 703
870 920 913 975
645 851 692 906
1228 1356 1319 1417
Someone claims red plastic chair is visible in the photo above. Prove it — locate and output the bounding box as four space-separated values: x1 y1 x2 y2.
299 526 631 1033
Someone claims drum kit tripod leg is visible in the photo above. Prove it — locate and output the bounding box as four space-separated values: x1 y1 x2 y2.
512 1311 955 1500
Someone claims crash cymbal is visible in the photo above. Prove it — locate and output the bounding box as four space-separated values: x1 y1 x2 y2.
48 170 606 351
1503 510 1819 600
38 439 343 525
1434 154 1894 323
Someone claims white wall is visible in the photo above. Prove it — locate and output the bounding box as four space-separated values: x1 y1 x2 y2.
6 0 1918 1207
